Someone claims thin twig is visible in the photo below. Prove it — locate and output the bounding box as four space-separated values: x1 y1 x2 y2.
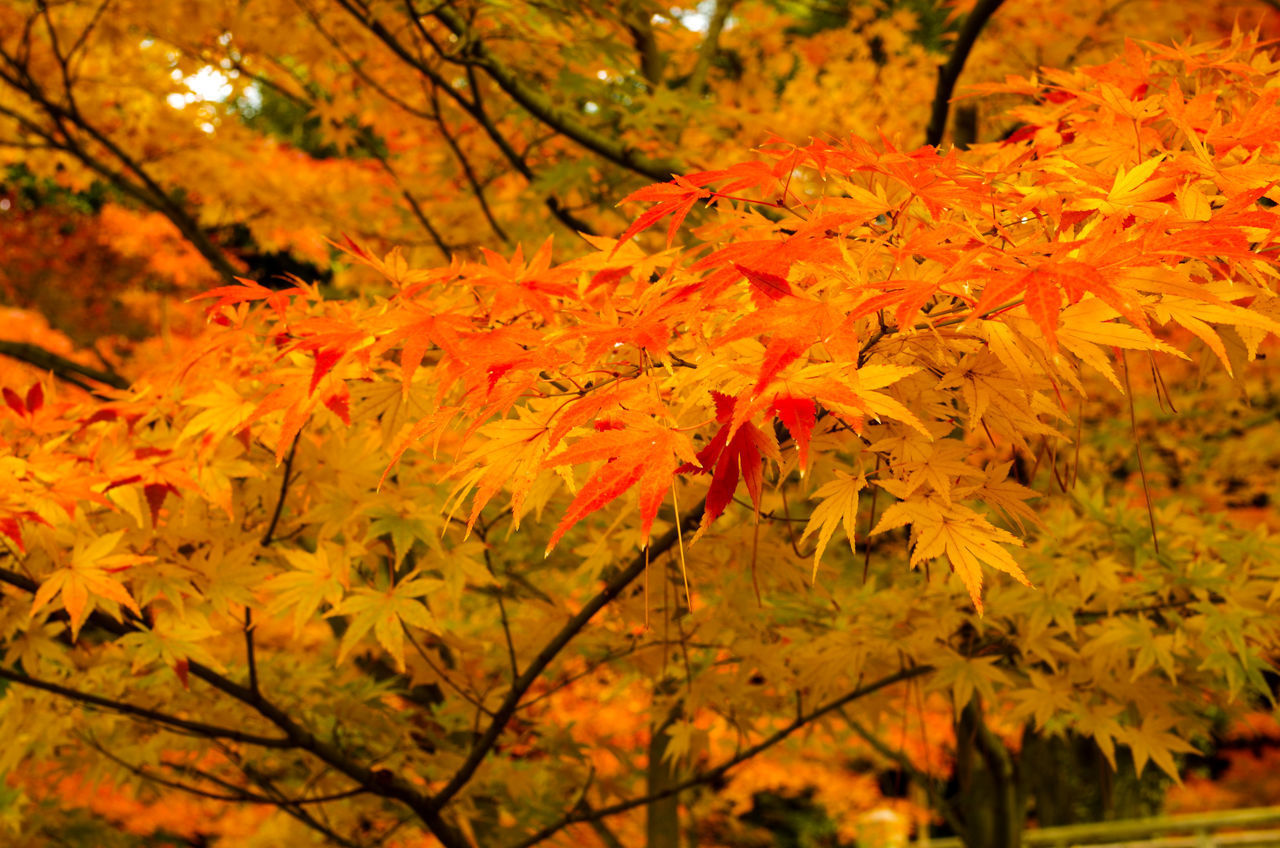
1121 351 1161 554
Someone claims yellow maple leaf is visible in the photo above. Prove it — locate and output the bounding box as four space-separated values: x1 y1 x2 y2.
874 500 1030 613
799 468 865 580
30 530 149 639
326 575 442 672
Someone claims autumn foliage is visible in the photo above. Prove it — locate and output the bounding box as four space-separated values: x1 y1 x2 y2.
4 2 1280 847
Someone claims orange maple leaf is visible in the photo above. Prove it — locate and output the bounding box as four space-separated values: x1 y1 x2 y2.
543 423 696 552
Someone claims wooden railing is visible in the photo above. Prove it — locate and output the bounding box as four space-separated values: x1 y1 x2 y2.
918 806 1280 848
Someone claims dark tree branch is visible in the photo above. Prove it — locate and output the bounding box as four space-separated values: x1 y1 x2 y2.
0 340 129 391
623 5 664 89
373 151 455 256
84 736 278 804
367 0 597 237
330 0 595 237
296 0 440 123
0 664 294 748
429 502 707 811
0 47 241 282
924 0 1006 147
243 431 301 700
65 0 113 65
430 4 683 182
226 752 369 848
687 0 734 94
427 84 511 245
261 431 301 548
403 624 495 717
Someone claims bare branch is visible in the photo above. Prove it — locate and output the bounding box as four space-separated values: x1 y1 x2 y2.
0 49 241 281
332 0 596 237
427 84 511 244
924 0 1006 147
242 431 302 700
430 4 683 182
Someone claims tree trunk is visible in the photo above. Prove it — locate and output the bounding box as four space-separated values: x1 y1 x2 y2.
647 702 682 848
950 699 1023 848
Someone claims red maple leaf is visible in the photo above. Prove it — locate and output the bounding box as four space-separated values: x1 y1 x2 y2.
680 392 777 523
771 397 817 472
543 424 693 552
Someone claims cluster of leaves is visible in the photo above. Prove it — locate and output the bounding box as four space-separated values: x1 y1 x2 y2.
4 15 1280 848
0 0 1267 293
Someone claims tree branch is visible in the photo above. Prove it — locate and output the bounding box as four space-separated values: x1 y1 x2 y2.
622 5 664 89
924 0 1006 147
429 4 684 182
0 564 468 848
331 0 596 236
0 51 240 282
0 665 294 748
427 84 511 245
429 502 707 811
243 431 301 701
0 339 129 391
687 0 734 94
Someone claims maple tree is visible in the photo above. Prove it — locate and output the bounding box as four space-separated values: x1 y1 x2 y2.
4 2 1280 848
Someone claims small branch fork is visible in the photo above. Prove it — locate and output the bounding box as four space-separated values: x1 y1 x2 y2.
243 430 303 700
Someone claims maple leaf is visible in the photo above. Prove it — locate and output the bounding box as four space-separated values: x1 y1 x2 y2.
615 175 713 248
771 396 817 472
0 510 47 553
2 383 43 418
331 236 441 290
735 263 792 302
263 542 350 637
188 277 307 322
327 575 442 672
974 260 1149 353
873 497 1030 613
799 469 865 580
1076 155 1177 216
543 421 697 552
679 392 780 524
1119 715 1198 779
365 505 437 571
178 381 259 445
29 530 150 639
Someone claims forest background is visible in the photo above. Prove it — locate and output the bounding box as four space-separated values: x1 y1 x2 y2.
4 1 1280 847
